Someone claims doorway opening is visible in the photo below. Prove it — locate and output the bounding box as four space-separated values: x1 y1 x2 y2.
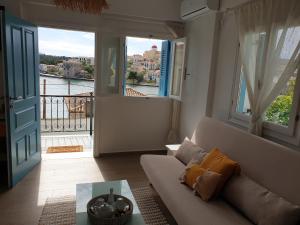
38 27 95 158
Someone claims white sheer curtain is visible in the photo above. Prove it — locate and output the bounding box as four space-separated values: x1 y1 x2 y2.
235 0 300 135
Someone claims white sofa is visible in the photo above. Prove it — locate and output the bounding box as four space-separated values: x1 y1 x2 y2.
140 117 300 225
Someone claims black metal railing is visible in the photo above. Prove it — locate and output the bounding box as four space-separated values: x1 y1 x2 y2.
40 93 94 135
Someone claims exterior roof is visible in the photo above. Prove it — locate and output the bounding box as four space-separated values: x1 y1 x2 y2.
126 88 146 97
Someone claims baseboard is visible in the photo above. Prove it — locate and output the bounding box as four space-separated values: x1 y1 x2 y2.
97 150 167 158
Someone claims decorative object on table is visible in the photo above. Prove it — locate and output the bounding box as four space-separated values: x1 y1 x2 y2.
53 0 109 14
87 188 133 225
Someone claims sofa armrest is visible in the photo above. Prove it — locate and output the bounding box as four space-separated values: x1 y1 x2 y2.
165 144 181 156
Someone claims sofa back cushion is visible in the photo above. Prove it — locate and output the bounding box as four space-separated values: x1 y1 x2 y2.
191 117 300 205
222 174 300 225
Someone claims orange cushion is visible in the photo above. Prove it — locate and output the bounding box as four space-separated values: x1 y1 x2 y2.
184 165 206 188
199 148 240 195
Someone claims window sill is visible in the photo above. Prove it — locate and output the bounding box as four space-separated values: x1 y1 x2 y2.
228 112 249 130
123 95 169 99
228 112 300 148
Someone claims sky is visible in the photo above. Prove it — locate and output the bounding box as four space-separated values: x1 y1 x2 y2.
126 37 164 56
38 27 95 57
38 27 165 57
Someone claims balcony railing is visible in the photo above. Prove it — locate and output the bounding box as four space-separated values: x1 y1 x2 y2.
40 93 94 135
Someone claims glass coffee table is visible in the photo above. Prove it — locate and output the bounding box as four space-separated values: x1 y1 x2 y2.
76 180 146 225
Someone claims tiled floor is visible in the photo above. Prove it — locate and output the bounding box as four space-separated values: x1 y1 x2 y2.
0 153 150 225
41 133 94 152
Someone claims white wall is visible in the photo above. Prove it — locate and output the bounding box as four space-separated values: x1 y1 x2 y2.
94 97 171 155
179 0 253 140
179 12 219 140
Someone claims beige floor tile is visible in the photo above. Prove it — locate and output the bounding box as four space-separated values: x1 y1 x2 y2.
0 152 154 225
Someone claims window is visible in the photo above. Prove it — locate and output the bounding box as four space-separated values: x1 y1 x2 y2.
236 70 251 115
123 37 186 99
236 70 299 127
124 37 166 97
97 35 186 98
232 26 300 139
169 38 186 100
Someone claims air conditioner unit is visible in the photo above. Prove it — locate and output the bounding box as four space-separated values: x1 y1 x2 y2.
181 0 220 20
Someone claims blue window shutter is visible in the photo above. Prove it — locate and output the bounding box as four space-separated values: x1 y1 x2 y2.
123 42 127 96
159 41 171 96
238 75 247 113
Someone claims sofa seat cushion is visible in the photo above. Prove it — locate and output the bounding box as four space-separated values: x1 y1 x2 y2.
140 155 253 225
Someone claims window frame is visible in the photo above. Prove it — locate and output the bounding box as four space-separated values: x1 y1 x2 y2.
230 45 300 144
229 44 250 128
122 36 173 98
168 38 187 101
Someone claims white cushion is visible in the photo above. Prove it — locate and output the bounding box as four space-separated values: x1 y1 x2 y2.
175 138 205 165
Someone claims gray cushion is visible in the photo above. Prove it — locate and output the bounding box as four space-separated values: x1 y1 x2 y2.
175 138 206 165
141 155 254 225
222 174 300 225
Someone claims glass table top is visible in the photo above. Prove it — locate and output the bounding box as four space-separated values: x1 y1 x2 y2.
76 180 145 225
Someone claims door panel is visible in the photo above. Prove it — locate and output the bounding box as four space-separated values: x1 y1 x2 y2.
28 130 38 155
3 11 41 187
24 29 36 97
14 106 36 130
16 136 27 165
11 26 25 99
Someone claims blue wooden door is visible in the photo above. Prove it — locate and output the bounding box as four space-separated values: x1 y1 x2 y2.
3 11 41 187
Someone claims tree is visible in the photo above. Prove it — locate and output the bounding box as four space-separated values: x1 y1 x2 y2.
127 60 133 68
265 79 295 126
84 64 94 75
265 95 292 126
136 73 144 83
127 71 138 85
40 54 70 65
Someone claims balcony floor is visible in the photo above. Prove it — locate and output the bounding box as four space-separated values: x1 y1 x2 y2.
41 132 93 158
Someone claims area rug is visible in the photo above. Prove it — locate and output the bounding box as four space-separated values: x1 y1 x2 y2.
47 145 83 153
38 186 171 225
